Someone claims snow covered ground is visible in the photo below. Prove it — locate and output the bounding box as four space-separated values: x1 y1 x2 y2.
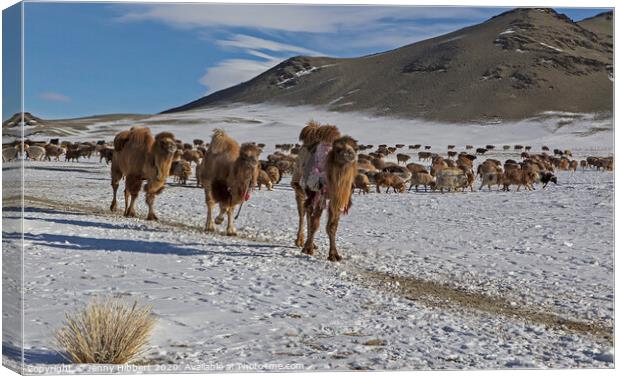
8 104 612 155
2 105 614 372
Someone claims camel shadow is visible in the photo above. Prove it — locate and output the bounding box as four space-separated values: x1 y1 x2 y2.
4 206 88 217
24 166 98 174
3 232 279 258
18 216 163 233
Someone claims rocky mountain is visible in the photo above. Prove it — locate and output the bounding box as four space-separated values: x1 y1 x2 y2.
2 112 45 128
163 8 613 123
578 11 613 45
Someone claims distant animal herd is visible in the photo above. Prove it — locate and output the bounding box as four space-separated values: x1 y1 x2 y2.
2 121 613 261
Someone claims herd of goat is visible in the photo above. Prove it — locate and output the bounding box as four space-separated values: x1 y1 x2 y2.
3 137 613 195
2 125 613 262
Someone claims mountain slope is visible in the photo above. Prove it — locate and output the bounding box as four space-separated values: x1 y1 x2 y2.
2 112 46 128
578 11 613 45
164 8 613 122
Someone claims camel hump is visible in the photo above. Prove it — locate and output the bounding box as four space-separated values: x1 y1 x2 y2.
113 130 131 151
208 128 239 155
299 120 340 146
113 126 156 153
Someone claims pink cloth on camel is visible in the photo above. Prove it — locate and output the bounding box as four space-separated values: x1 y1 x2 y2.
302 142 331 209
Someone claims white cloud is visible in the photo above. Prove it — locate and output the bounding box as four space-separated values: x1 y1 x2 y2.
216 34 321 56
246 50 278 60
118 4 492 33
199 58 281 94
40 92 71 102
312 21 476 53
200 34 321 93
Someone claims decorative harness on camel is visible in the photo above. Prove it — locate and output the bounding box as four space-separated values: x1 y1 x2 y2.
301 142 331 211
301 142 350 214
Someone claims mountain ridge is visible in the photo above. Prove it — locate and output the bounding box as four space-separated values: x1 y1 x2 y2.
163 8 613 122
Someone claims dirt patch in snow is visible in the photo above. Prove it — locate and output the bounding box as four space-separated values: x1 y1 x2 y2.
363 270 613 343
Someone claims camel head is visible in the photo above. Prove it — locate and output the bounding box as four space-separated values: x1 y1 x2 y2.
330 136 358 166
154 132 178 157
238 143 260 169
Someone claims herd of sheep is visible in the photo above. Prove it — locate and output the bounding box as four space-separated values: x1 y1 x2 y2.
2 137 614 196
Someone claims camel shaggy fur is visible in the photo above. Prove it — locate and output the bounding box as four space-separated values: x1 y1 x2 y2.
200 129 260 236
292 121 357 261
110 127 177 220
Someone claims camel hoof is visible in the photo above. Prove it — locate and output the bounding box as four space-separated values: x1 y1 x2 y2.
205 225 216 232
214 216 224 225
146 214 158 221
327 253 342 262
124 211 136 218
294 238 304 247
226 230 237 236
110 204 117 212
301 247 314 255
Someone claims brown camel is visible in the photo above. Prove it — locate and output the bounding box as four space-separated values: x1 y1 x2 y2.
292 121 358 261
200 129 260 236
110 126 177 220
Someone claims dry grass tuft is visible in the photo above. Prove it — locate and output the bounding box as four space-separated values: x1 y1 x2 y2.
54 298 157 364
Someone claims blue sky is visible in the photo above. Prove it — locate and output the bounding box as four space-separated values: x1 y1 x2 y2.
8 3 612 119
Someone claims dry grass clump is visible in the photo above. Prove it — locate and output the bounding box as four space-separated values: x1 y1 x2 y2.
54 298 157 364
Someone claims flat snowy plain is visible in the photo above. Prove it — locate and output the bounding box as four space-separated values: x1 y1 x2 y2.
2 105 614 372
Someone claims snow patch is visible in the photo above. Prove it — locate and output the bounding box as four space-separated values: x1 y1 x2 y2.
538 42 563 52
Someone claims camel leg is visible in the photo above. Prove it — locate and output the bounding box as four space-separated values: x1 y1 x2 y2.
204 187 216 232
124 176 141 218
326 206 342 262
225 207 237 236
123 188 130 214
293 185 305 247
111 180 120 212
215 203 226 225
145 192 158 221
144 180 165 221
302 205 322 255
110 165 122 212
